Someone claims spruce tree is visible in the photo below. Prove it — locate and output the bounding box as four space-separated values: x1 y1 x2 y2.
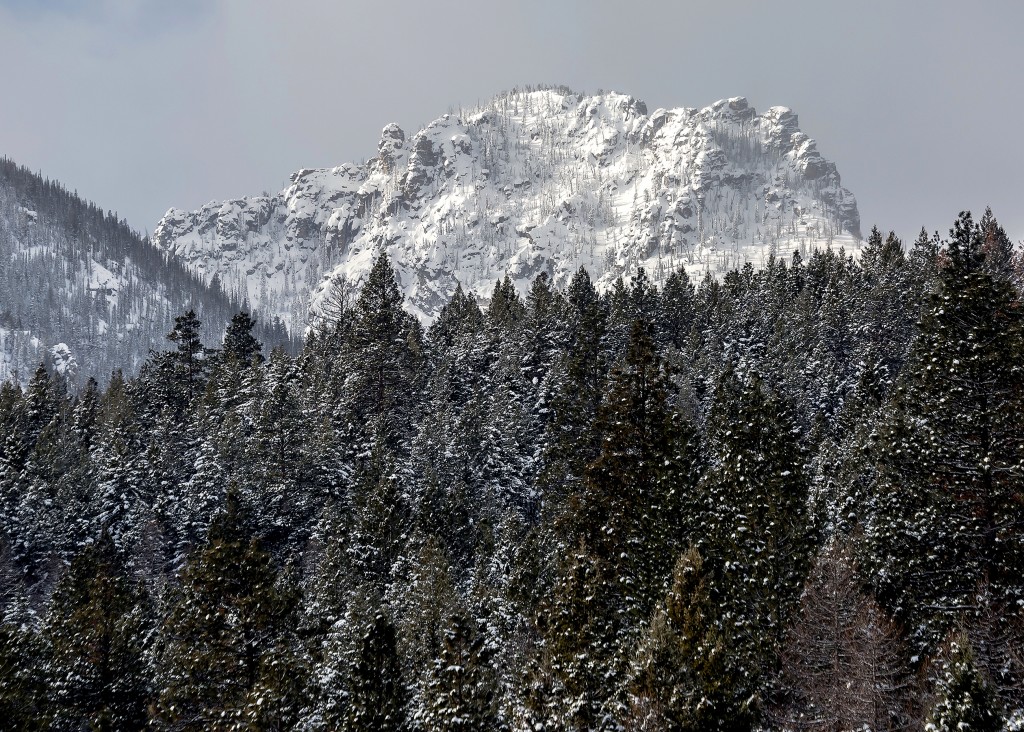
627 546 751 732
221 311 264 366
0 619 49 731
695 364 813 715
543 320 699 726
419 612 501 731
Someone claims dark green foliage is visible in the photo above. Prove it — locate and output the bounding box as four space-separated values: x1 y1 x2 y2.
926 635 1003 732
628 546 753 732
864 210 1024 652
150 492 304 730
45 534 152 730
222 310 265 366
334 253 425 463
695 364 813 714
348 613 408 731
0 210 1021 729
0 621 49 730
542 320 699 726
420 612 501 731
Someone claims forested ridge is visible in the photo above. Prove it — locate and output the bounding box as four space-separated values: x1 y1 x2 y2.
0 158 295 385
1 209 1022 730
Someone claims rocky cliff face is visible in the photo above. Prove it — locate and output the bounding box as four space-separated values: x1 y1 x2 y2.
154 88 861 327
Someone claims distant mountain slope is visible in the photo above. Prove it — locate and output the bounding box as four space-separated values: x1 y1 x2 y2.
0 158 292 386
155 87 861 326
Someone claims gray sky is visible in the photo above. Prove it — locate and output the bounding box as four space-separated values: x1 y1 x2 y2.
1 0 1022 243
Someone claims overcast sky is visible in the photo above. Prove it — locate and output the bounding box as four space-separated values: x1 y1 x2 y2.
1 0 1021 243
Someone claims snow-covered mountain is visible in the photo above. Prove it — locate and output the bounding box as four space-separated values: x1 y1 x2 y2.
0 158 292 386
154 87 861 326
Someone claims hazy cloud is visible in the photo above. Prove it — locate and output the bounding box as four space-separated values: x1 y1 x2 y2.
0 0 213 31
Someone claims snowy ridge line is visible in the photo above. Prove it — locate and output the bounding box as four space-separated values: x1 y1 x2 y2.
154 87 861 328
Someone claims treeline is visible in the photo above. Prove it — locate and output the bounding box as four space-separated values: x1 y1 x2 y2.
0 157 295 386
0 210 1022 730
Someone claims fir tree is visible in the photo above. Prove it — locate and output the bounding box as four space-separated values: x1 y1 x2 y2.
419 612 502 731
627 546 752 732
543 320 699 726
695 364 813 715
221 310 264 366
0 619 49 731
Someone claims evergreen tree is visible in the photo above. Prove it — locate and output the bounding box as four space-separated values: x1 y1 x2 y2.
166 309 206 405
221 310 264 366
627 546 751 732
335 253 424 463
0 620 49 730
543 321 698 726
659 266 696 349
864 211 1024 652
44 533 152 731
347 613 408 731
695 364 813 715
486 275 526 330
151 491 302 730
926 634 1003 732
536 267 607 531
419 613 502 731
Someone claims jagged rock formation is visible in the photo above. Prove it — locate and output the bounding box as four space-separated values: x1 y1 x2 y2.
154 87 861 326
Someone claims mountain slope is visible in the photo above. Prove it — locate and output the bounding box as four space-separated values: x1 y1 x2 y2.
154 87 861 326
0 158 293 386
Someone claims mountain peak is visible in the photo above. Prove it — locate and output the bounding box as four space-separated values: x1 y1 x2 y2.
154 88 861 327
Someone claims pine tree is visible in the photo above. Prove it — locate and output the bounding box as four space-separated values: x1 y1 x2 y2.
166 309 206 405
347 613 408 731
151 490 302 730
536 267 607 531
864 211 1024 652
419 612 502 731
336 253 424 463
221 310 264 366
486 275 526 330
0 619 49 731
659 266 696 349
926 634 1003 732
44 533 152 731
695 364 813 714
627 546 752 732
543 321 699 726
346 445 411 587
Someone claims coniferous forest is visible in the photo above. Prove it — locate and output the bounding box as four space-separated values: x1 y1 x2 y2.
1 209 1023 730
